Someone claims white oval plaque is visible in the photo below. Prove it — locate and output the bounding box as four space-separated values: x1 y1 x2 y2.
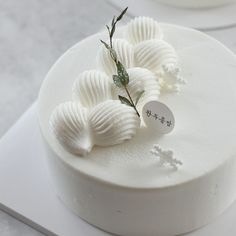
142 101 175 134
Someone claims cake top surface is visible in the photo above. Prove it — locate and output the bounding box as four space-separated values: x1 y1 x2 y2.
38 23 236 189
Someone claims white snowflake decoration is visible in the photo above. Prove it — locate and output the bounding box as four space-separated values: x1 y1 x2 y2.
150 144 183 169
159 65 186 92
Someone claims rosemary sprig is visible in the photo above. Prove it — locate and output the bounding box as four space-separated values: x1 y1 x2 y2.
100 7 142 117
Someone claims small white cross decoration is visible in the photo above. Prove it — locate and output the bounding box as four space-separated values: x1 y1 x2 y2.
150 144 183 169
158 64 186 92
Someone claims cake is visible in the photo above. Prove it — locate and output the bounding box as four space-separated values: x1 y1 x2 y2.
38 8 236 236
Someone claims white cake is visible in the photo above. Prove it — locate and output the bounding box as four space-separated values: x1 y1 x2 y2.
38 19 236 236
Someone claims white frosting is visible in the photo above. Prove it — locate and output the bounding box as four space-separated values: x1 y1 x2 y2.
97 38 134 76
89 100 140 146
49 102 90 156
135 39 178 73
53 15 169 156
50 100 140 156
112 67 160 111
125 16 163 44
59 17 166 157
135 39 184 91
72 70 112 108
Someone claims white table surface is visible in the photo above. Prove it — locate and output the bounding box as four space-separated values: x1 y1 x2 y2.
0 0 236 235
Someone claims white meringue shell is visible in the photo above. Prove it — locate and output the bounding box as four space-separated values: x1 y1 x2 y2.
97 39 134 76
112 67 160 110
135 39 178 73
50 100 140 156
89 100 140 146
125 16 163 44
49 102 92 156
134 39 186 91
72 70 112 108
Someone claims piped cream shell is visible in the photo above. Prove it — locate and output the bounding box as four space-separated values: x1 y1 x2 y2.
112 67 160 110
72 70 112 108
49 102 91 156
50 100 140 156
135 39 178 73
97 39 134 76
89 100 140 146
125 16 163 44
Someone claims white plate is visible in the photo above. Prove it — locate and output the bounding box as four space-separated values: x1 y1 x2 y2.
107 0 236 30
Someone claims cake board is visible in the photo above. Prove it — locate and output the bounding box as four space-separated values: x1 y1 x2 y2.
0 102 236 236
106 0 236 30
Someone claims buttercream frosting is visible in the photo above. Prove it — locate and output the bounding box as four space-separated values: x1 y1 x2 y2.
97 38 134 76
125 16 163 44
50 99 140 156
72 70 112 108
112 67 160 111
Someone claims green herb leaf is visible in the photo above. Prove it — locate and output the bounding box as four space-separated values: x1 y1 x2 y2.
116 61 129 85
100 7 140 117
119 95 132 107
110 48 117 62
135 90 145 106
106 25 110 34
110 24 116 38
116 7 128 21
100 40 117 61
113 75 123 88
112 16 116 27
100 40 110 49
